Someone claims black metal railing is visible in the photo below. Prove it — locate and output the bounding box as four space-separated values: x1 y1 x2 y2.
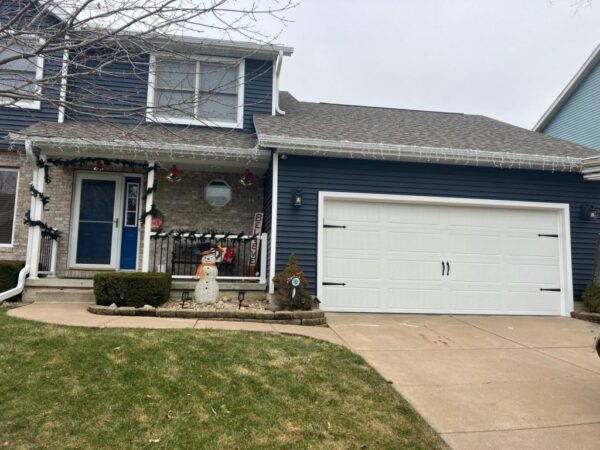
149 232 267 281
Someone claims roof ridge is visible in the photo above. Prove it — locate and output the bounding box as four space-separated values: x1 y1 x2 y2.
314 101 465 116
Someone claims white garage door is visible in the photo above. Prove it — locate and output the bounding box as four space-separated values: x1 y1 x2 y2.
319 195 570 316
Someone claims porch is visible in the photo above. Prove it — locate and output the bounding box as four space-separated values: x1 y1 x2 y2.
10 122 272 300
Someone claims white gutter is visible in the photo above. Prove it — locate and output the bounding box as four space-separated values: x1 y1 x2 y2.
9 134 271 162
273 51 285 116
57 39 70 123
0 139 35 303
257 135 585 172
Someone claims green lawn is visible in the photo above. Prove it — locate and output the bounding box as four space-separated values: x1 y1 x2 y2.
0 310 446 449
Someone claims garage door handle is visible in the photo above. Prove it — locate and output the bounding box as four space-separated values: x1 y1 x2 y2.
441 261 445 276
323 282 346 286
540 288 561 292
446 261 450 276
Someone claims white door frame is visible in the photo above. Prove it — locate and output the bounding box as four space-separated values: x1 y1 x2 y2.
69 172 124 270
317 191 573 316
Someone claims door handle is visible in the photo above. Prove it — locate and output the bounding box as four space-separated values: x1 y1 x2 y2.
114 217 119 228
442 261 445 276
446 261 450 276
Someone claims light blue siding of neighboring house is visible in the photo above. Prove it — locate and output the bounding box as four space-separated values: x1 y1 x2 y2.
542 60 600 150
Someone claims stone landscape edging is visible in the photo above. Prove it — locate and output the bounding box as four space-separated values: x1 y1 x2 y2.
571 310 600 324
88 305 327 326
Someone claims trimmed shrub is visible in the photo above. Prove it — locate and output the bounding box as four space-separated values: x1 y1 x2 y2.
0 260 25 293
94 272 172 307
581 283 600 313
272 254 313 311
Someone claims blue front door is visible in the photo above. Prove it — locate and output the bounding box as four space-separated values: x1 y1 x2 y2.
119 177 141 270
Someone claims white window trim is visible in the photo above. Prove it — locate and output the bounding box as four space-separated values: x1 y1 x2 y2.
0 37 45 110
204 179 232 207
124 181 140 227
0 167 19 248
146 54 245 129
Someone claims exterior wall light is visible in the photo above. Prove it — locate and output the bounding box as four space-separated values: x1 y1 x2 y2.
582 205 598 221
204 180 231 207
292 189 303 207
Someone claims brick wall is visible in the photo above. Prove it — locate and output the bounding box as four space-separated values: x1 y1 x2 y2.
30 164 263 278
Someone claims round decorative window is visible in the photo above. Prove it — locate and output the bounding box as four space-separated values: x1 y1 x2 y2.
204 180 232 207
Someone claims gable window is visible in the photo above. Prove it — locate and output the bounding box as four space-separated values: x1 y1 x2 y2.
0 168 18 246
147 56 244 128
0 40 43 109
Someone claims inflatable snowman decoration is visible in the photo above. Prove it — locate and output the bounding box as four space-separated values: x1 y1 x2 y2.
193 244 224 305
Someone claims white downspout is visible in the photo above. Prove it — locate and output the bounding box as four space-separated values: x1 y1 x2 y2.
0 139 35 303
273 51 285 116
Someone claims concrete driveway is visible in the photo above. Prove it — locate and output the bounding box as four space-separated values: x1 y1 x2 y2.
327 314 600 450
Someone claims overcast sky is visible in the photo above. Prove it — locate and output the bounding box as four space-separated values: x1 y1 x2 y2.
273 0 600 129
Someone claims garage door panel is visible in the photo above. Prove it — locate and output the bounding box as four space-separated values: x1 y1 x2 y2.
385 288 446 311
447 288 505 311
323 286 381 311
388 229 443 253
386 260 445 282
321 198 566 316
323 256 381 279
325 229 380 250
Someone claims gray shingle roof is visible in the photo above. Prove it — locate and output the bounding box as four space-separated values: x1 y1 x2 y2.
255 92 596 160
11 121 258 150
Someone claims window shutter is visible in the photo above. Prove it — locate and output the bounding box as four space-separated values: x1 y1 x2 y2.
0 192 15 244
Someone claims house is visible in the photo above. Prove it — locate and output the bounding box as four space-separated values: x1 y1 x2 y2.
3 10 600 317
534 44 600 150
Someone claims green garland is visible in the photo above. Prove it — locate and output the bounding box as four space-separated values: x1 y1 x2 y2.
139 204 163 223
142 182 158 201
151 229 251 241
24 210 60 240
29 184 50 206
35 156 51 184
47 157 160 172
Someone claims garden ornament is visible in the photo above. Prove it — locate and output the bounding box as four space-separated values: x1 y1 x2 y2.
193 243 224 304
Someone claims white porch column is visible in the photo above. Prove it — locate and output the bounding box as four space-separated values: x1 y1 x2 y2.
29 153 46 279
141 161 155 272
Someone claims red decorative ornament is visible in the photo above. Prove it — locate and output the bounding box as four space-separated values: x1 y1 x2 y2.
166 165 182 182
239 170 256 186
93 160 104 171
151 215 164 232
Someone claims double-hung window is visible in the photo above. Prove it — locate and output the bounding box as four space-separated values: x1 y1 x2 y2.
148 56 244 128
0 39 43 109
0 168 19 246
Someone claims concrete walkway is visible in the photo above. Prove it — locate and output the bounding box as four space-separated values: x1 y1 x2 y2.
7 303 600 449
6 302 344 345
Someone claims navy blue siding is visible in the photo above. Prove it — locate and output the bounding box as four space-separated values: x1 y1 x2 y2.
275 155 600 297
0 0 62 146
243 59 273 131
66 56 272 132
66 52 150 124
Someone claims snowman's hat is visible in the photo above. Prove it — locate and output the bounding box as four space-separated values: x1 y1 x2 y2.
198 243 212 256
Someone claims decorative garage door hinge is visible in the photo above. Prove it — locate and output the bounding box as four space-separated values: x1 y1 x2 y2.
539 288 561 292
538 234 558 238
324 224 347 228
323 282 346 286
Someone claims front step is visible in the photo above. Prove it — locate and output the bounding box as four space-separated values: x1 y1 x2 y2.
23 278 267 303
22 288 95 303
